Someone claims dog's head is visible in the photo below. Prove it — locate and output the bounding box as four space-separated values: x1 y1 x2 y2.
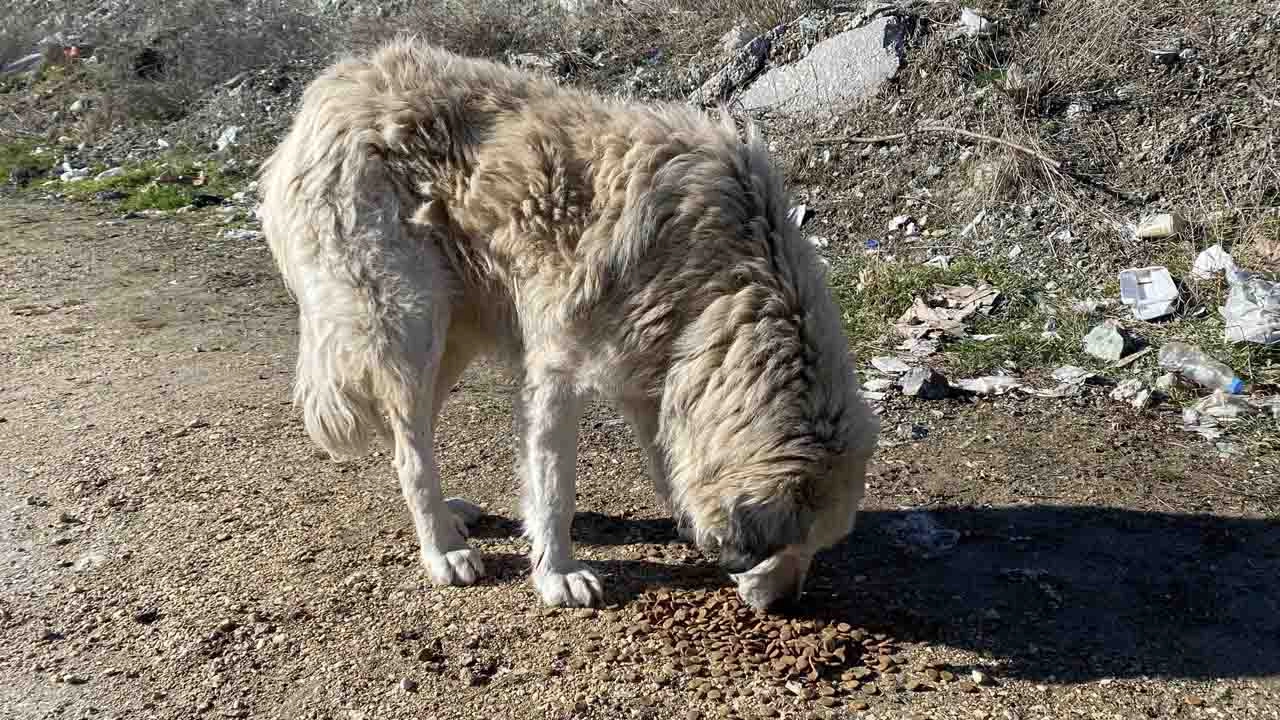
640 109 880 609
670 405 877 610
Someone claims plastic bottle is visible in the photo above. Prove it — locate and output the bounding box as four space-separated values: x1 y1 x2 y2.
1157 342 1245 394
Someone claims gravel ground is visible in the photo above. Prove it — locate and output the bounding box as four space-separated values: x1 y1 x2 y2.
2 202 1278 720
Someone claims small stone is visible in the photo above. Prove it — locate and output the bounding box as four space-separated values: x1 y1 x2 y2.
1184 696 1205 707
62 674 88 685
850 701 870 711
955 680 978 693
133 608 160 624
970 670 990 685
817 697 838 707
899 367 949 400
399 678 418 693
1082 321 1132 363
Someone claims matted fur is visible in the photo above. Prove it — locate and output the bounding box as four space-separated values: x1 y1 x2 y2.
257 38 880 608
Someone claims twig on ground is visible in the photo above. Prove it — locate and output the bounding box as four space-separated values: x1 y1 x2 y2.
813 123 1063 172
1255 85 1280 109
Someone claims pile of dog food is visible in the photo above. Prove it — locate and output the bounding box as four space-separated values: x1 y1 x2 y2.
623 586 908 696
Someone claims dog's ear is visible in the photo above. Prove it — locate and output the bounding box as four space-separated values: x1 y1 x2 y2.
719 484 813 574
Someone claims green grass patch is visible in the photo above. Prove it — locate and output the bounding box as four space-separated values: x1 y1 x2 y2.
0 141 57 185
828 253 1061 373
60 155 242 211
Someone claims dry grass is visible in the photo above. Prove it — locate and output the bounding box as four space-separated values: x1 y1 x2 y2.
79 0 330 122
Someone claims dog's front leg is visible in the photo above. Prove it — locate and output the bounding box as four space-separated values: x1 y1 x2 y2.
518 370 601 607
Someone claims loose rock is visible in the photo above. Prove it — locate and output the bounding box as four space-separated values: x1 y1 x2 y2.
1082 321 1133 363
900 367 949 400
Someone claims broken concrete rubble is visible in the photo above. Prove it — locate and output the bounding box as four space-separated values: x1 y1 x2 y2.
736 17 906 118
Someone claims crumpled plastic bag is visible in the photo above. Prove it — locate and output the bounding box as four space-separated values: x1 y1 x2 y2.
1222 270 1280 345
1191 244 1279 345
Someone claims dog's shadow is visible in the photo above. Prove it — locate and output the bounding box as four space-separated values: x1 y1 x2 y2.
465 511 679 546
472 504 1280 686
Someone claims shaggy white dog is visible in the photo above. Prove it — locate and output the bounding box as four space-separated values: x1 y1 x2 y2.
257 38 879 609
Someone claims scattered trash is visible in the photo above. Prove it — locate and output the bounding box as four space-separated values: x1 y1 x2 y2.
894 423 929 441
788 204 809 227
1066 101 1093 119
895 283 1002 344
955 8 995 38
960 209 987 238
1113 346 1154 369
1222 269 1280 345
1030 365 1101 398
1136 212 1187 239
1054 365 1096 385
865 238 882 251
59 165 90 183
215 125 242 153
222 228 264 241
888 214 913 232
955 375 1023 396
1007 243 1023 260
1191 244 1236 279
886 512 960 559
900 367 950 400
863 377 894 392
95 167 125 181
1181 407 1224 441
808 235 829 249
1082 320 1135 363
871 356 913 375
1118 266 1179 320
924 255 951 270
1158 342 1244 394
1187 243 1279 344
1191 390 1258 421
1109 378 1152 409
1155 372 1179 391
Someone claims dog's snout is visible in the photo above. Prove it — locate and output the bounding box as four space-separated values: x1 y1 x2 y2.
717 545 771 575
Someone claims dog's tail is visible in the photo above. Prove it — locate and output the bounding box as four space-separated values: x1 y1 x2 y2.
256 67 431 460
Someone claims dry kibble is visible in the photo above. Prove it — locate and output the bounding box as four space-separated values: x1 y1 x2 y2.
619 587 906 702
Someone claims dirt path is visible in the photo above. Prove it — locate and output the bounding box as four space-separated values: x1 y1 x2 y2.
1 200 1278 720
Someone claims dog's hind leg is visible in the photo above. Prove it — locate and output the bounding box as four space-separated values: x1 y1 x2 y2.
432 331 486 538
518 365 602 607
384 306 487 587
619 398 671 508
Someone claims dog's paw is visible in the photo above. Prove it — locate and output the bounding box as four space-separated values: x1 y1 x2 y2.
533 564 604 607
444 497 485 538
423 547 485 586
